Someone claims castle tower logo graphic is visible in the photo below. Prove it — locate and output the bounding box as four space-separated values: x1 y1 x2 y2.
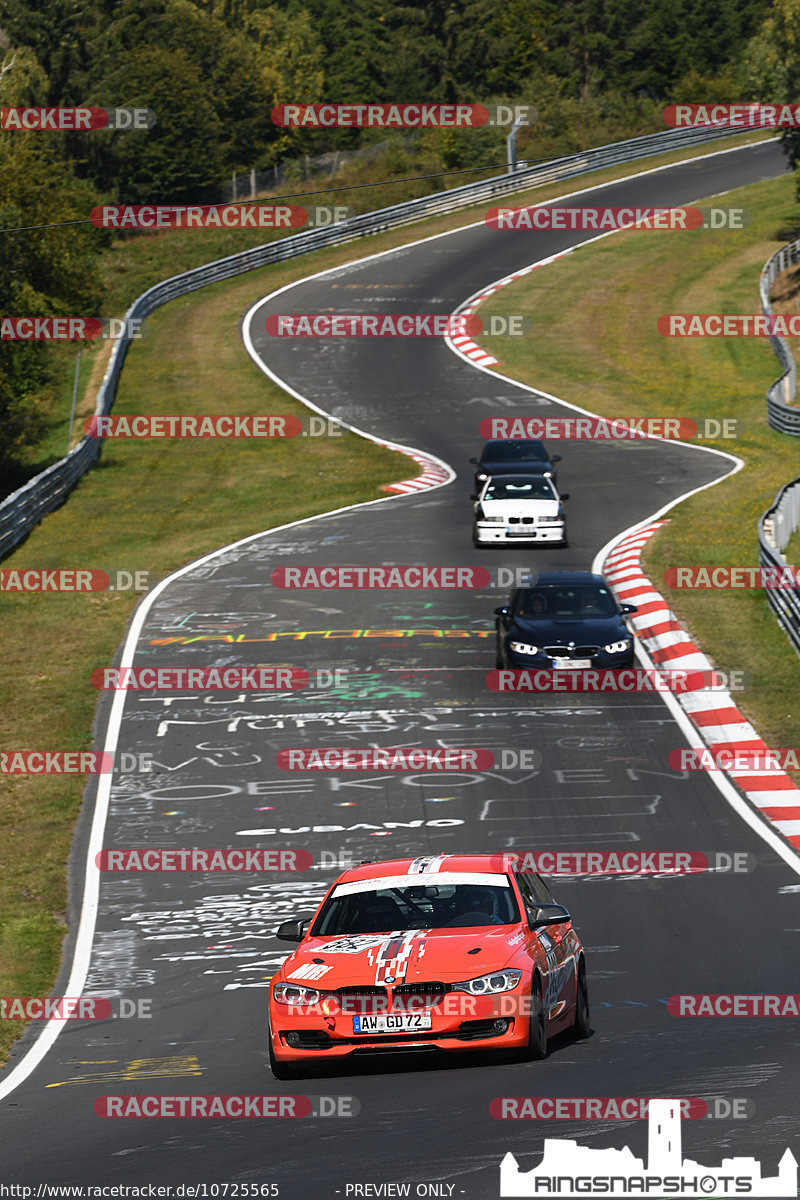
499 1098 798 1197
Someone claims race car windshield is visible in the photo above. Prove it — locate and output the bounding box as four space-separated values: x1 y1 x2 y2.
311 882 520 935
484 477 555 500
515 585 617 618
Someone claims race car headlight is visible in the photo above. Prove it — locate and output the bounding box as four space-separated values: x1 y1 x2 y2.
453 970 523 995
605 638 632 654
477 512 503 522
273 982 322 1006
538 515 563 524
510 640 539 655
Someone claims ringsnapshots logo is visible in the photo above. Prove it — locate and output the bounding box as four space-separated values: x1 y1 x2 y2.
0 106 155 130
498 1097 797 1197
272 102 535 128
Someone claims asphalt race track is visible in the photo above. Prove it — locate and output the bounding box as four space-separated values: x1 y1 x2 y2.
2 139 799 1197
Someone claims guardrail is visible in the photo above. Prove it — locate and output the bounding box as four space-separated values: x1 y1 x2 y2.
760 236 800 434
0 120 763 560
759 478 800 656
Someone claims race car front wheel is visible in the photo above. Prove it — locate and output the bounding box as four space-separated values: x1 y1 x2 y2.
521 976 547 1061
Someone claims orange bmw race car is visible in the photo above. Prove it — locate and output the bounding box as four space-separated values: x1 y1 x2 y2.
268 853 589 1077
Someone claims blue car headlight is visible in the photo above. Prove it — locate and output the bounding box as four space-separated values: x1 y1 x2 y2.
604 638 632 654
453 970 523 995
510 640 539 655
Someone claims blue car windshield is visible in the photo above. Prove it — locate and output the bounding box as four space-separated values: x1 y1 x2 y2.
482 442 547 462
515 585 617 618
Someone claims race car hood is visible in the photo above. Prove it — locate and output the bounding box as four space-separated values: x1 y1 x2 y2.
509 614 627 644
280 927 519 987
478 498 561 518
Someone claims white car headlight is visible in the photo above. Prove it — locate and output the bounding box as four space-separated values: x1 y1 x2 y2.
538 515 563 524
510 641 539 655
479 514 504 523
605 638 632 654
273 982 322 1005
453 970 523 995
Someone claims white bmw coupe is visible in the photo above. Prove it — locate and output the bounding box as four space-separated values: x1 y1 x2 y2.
472 473 569 546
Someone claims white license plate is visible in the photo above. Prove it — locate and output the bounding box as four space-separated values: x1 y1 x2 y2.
352 1012 433 1034
552 658 592 668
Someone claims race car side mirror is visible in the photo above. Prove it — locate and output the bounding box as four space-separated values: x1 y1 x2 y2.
620 603 639 614
494 606 511 617
529 903 571 928
275 918 311 942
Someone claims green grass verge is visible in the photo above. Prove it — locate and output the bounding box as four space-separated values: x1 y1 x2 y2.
475 170 800 751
